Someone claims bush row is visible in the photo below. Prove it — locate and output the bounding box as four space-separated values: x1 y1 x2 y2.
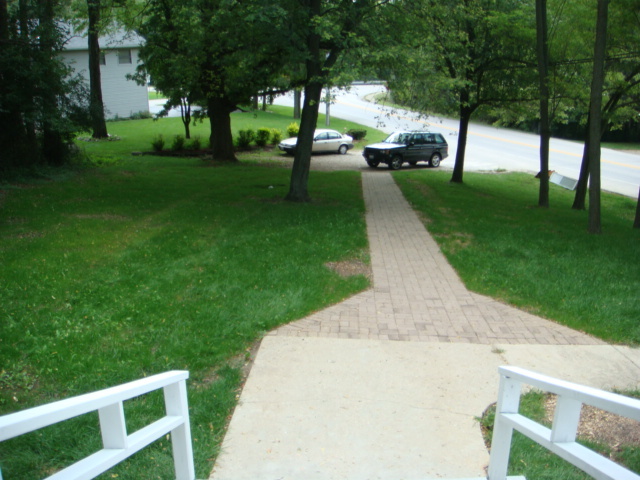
150 127 285 152
151 135 204 152
235 128 283 149
150 125 366 152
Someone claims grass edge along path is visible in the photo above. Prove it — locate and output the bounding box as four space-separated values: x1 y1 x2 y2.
394 169 640 346
0 155 370 479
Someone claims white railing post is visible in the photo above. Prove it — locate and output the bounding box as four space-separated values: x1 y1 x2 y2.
488 372 522 480
487 366 640 480
98 402 128 449
0 370 194 480
164 379 195 480
550 396 581 443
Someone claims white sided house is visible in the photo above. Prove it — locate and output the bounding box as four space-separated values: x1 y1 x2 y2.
63 30 149 119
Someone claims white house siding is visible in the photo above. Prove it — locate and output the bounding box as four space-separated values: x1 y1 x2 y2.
99 48 148 118
62 32 149 119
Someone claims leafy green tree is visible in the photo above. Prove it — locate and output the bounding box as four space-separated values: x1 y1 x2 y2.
136 0 289 161
285 0 384 202
0 0 89 174
572 0 640 212
384 0 537 184
131 0 199 140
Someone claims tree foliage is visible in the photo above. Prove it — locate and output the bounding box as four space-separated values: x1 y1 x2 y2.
0 0 90 175
380 0 537 184
284 0 384 202
572 0 640 212
135 0 290 161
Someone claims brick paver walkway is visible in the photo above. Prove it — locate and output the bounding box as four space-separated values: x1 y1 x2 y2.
271 171 603 345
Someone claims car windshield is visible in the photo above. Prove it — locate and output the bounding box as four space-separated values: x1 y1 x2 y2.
383 132 411 144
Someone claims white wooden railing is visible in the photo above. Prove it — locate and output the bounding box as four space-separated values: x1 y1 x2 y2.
0 370 195 480
488 366 640 480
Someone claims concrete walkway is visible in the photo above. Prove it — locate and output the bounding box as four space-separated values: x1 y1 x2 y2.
209 171 640 480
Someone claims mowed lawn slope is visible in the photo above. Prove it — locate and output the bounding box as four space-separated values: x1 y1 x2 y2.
395 169 640 345
0 112 372 478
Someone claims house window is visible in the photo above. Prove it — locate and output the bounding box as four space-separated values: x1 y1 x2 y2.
118 49 132 64
99 51 106 65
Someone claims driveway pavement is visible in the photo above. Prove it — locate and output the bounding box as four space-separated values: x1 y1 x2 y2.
208 166 640 480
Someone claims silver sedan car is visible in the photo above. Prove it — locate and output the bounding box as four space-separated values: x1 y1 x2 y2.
278 129 354 155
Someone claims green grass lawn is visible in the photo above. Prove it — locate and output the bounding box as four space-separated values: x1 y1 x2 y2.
603 142 640 151
1 105 638 478
102 103 386 156
0 109 374 477
394 170 640 345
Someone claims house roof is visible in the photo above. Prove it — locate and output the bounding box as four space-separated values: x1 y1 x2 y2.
64 28 143 51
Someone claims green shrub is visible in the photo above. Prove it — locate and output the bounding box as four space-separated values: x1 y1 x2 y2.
151 135 165 152
188 136 202 150
256 128 271 147
286 122 299 138
270 128 283 145
236 129 255 148
347 129 367 141
130 111 153 120
171 135 186 151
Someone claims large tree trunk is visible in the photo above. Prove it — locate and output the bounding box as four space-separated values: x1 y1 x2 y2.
450 99 472 184
572 139 590 210
536 0 550 207
293 89 301 119
0 0 27 170
207 96 237 162
574 69 636 211
18 0 37 161
88 0 108 138
286 81 323 202
179 97 191 139
587 0 608 234
285 0 327 202
39 0 66 166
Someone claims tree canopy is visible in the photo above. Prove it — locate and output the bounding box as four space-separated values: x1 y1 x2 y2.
0 0 90 175
134 0 292 161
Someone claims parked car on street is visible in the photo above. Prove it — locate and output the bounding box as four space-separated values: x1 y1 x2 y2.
278 129 354 155
363 131 448 170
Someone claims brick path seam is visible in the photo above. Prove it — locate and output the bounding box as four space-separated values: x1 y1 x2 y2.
270 171 604 345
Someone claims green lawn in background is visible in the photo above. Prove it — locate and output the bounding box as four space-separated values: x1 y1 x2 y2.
0 141 370 476
602 142 640 151
148 88 164 101
1 104 639 479
88 104 386 158
394 170 640 345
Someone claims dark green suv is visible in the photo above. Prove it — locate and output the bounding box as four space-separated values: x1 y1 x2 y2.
363 131 449 170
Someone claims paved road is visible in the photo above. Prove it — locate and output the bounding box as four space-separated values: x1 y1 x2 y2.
273 85 640 198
